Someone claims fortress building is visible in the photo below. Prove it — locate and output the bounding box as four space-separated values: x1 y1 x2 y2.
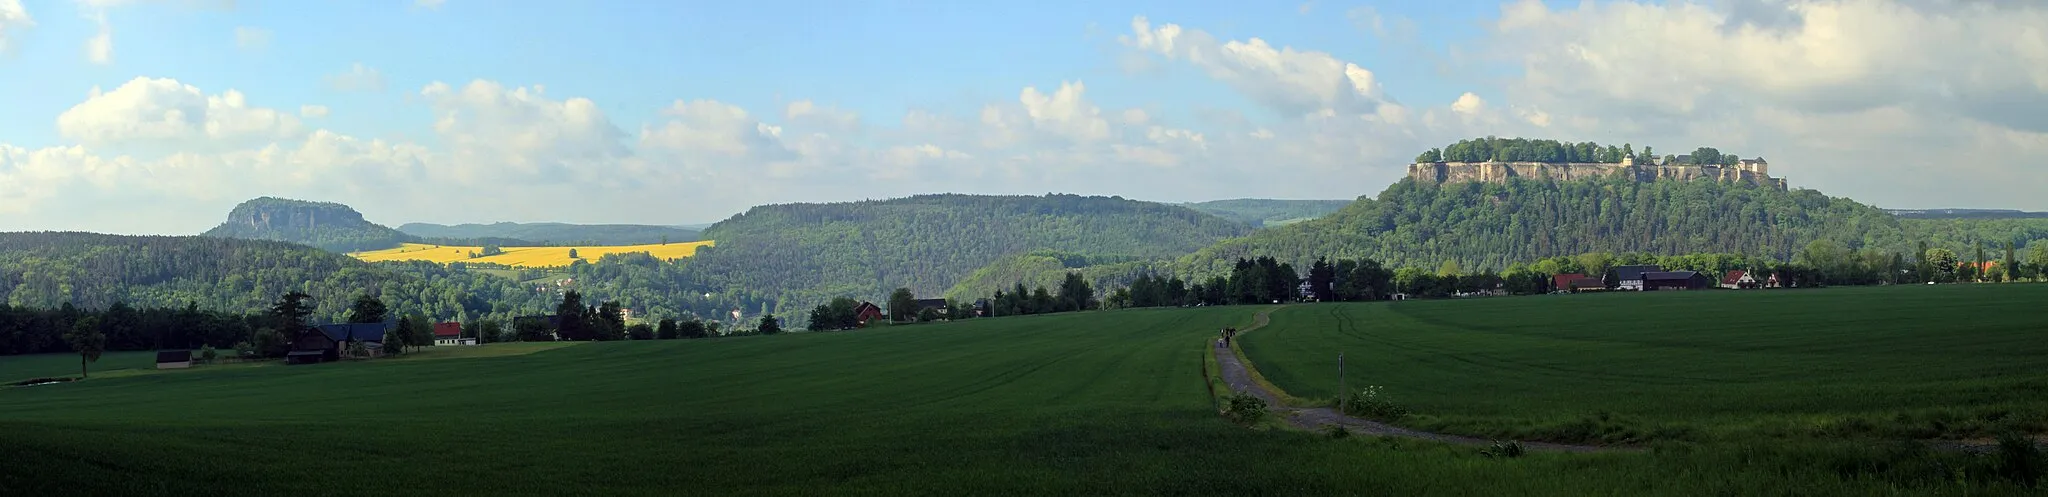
1407 156 1786 189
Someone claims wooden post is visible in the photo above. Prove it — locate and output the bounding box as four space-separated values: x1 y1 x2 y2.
1337 352 1345 412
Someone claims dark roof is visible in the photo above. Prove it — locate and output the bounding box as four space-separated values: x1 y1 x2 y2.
1722 270 1749 285
915 298 948 309
286 350 326 357
853 302 883 316
155 350 191 363
1610 265 1662 281
315 323 389 343
1642 271 1703 281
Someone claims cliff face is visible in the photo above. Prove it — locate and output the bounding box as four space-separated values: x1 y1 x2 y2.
1406 161 1787 189
201 197 410 253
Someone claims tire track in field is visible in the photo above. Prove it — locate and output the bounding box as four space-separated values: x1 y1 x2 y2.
1214 306 1631 453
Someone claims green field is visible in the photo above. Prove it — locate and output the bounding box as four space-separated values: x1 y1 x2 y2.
2 301 2042 495
0 350 162 383
1241 284 2048 444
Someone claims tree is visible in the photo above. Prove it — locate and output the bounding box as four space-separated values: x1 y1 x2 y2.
477 319 504 344
627 323 654 340
1308 257 1336 302
514 318 554 342
594 301 626 341
1057 272 1096 311
1916 240 1933 283
65 316 106 378
887 287 918 322
567 248 580 259
678 319 708 339
757 314 782 335
657 318 679 339
1974 242 1988 283
917 307 940 322
556 291 589 340
2004 241 2020 283
1926 248 1960 282
2028 241 2048 281
268 291 314 334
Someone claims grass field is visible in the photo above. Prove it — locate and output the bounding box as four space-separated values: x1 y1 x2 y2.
3 302 2042 495
350 241 715 268
0 350 162 383
1240 284 2048 445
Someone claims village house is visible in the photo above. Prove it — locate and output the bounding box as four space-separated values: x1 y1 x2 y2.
1722 270 1759 289
1608 265 1662 291
290 323 389 365
1551 273 1605 292
1643 271 1713 291
852 301 885 325
432 322 465 346
914 298 950 319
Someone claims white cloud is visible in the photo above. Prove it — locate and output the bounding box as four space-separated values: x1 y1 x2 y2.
233 26 269 50
783 100 861 133
56 77 304 149
420 79 629 182
299 104 328 118
1122 16 1390 117
326 63 386 92
84 9 111 64
0 0 32 54
1451 92 1486 115
641 99 793 162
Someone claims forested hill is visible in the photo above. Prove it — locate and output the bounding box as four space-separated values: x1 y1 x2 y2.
201 197 412 252
397 222 701 246
0 232 549 323
680 194 1252 306
1176 177 1922 275
1181 199 1353 227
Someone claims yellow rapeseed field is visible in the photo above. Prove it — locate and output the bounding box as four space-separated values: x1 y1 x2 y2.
350 241 715 268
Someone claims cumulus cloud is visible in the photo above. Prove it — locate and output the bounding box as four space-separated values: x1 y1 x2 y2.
299 104 328 118
0 0 32 54
783 100 861 134
84 9 111 63
420 79 629 182
326 63 386 92
233 26 268 50
56 77 304 149
1122 16 1390 117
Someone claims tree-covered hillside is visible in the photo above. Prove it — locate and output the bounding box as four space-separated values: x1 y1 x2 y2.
679 194 1251 306
939 251 1164 303
200 197 413 252
1181 199 1353 227
0 232 550 325
397 222 701 246
1173 177 2007 276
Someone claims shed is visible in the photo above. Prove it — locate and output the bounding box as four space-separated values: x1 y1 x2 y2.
155 350 192 369
852 301 885 325
1643 271 1712 291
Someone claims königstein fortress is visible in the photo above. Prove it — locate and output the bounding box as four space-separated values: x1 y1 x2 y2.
1408 155 1787 189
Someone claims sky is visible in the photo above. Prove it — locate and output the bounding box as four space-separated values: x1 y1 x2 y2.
2 0 2046 234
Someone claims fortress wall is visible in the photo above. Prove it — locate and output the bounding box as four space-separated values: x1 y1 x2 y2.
1408 162 1784 189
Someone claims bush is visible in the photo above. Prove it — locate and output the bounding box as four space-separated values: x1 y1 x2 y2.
1996 433 2044 488
1339 385 1410 421
1481 440 1526 458
1324 425 1351 439
199 345 217 364
1224 391 1268 425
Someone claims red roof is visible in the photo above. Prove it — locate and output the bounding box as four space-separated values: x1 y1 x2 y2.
1552 273 1587 291
1722 270 1748 285
432 322 462 337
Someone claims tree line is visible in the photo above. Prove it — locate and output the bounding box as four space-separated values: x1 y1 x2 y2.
1415 137 1745 166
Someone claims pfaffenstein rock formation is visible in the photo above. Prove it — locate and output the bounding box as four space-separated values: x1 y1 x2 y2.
1408 156 1786 189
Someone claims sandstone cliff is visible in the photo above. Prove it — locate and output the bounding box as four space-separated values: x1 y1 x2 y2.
1407 161 1786 189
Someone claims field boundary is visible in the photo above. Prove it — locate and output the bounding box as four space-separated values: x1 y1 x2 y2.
1214 306 1629 453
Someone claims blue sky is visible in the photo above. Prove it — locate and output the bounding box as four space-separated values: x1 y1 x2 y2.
2 0 2046 234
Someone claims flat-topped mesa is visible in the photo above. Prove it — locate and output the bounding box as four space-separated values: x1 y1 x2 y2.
1408 156 1787 189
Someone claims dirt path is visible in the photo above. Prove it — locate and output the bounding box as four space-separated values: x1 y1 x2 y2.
1214 306 1627 453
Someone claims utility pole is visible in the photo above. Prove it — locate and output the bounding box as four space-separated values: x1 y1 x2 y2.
1338 352 1346 412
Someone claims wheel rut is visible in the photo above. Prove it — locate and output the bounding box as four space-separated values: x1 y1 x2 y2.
1212 306 1632 453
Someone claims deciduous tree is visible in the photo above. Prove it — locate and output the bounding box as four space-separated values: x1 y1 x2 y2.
65 316 105 378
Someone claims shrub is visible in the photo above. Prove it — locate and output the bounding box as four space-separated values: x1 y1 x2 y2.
1339 385 1410 421
1996 433 2044 488
1324 425 1351 439
1481 440 1526 458
199 345 217 364
1224 391 1268 425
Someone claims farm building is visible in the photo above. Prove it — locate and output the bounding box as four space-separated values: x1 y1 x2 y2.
915 298 950 318
155 350 192 369
1552 273 1605 292
1643 271 1713 291
432 322 464 346
852 302 885 326
971 299 992 317
1608 265 1663 291
1722 270 1759 289
290 323 390 365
